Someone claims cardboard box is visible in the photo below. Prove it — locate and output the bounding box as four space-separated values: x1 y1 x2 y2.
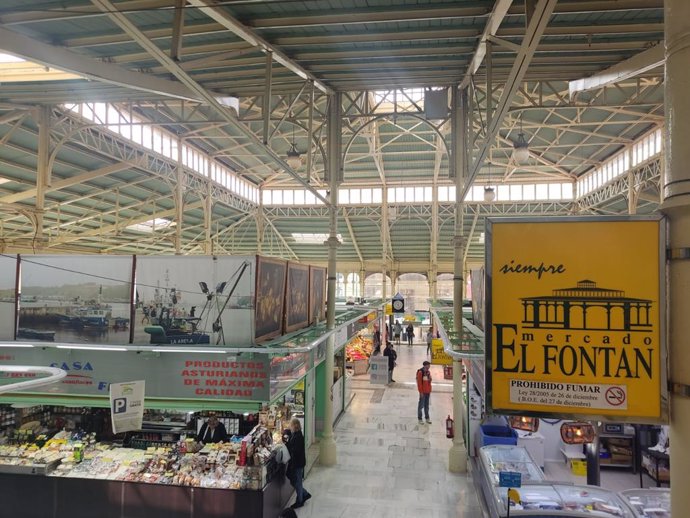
610 445 633 456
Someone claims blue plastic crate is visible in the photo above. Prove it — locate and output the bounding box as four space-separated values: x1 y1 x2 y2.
479 425 518 447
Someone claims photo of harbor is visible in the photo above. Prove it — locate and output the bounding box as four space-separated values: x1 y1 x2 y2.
17 255 133 345
0 254 17 340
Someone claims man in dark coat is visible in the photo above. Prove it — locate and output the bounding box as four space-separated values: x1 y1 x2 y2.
383 341 397 383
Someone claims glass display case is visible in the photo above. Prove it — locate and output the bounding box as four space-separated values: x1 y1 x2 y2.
477 445 636 517
620 489 670 518
479 445 546 486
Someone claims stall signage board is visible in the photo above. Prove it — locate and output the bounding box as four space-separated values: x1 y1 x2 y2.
486 216 667 423
430 338 452 365
499 471 522 488
110 380 145 434
0 348 271 402
369 355 389 385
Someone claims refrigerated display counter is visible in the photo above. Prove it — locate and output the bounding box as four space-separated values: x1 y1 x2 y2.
620 489 670 518
477 445 636 517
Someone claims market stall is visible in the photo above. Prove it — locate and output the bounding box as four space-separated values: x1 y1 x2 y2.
0 303 377 518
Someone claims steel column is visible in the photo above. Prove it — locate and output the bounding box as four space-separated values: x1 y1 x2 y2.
320 92 342 466
449 86 468 473
175 136 184 254
263 52 273 145
662 0 690 512
35 105 51 246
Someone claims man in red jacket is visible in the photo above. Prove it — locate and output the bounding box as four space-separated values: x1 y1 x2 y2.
417 360 432 424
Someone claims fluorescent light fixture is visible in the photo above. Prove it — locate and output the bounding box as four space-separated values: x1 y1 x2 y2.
0 53 25 63
56 345 127 352
157 348 226 354
0 343 34 348
291 233 342 244
126 218 176 233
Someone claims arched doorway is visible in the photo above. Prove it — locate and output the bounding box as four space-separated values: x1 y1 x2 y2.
397 273 430 313
364 273 392 299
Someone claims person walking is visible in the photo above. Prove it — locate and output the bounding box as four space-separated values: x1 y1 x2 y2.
393 321 402 345
406 323 414 347
426 328 433 356
416 361 433 424
373 326 381 355
285 418 311 509
383 341 397 383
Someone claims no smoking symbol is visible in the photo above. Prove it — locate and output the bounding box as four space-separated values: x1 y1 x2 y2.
605 387 626 406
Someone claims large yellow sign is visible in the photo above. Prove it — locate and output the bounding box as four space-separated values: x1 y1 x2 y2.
431 338 452 365
487 217 667 423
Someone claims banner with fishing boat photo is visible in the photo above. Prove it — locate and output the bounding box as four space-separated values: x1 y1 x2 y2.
0 254 17 340
16 255 133 345
133 256 255 347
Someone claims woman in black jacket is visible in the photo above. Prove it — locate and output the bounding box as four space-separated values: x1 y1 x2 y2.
285 418 312 509
383 341 397 383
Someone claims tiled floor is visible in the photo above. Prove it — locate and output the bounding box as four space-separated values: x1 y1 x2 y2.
296 343 484 518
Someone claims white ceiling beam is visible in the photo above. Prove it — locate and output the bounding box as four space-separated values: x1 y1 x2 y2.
90 0 330 208
569 44 664 96
343 209 364 265
465 0 558 198
0 162 131 204
460 0 514 89
186 0 333 95
51 201 204 245
0 27 202 102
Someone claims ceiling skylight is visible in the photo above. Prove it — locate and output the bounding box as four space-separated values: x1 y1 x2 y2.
126 218 176 234
292 233 343 244
0 51 83 81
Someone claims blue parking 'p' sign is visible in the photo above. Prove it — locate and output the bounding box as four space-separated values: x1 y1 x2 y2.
499 471 522 488
113 398 127 414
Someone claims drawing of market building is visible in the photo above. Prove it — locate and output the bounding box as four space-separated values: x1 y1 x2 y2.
520 280 653 332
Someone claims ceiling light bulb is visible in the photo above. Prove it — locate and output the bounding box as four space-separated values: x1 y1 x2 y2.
286 144 302 170
484 186 496 202
512 132 530 164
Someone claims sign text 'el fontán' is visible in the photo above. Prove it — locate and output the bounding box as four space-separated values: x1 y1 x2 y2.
487 218 667 422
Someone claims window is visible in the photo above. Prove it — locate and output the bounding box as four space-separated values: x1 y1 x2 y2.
339 188 349 205
548 183 561 200
294 190 305 205
350 189 360 204
63 102 258 204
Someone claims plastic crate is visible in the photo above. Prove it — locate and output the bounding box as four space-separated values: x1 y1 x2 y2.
478 425 518 447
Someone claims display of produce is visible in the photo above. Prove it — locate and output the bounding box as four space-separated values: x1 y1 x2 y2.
620 489 670 518
0 420 281 491
345 334 374 362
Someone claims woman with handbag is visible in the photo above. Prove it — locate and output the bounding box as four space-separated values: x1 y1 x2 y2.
285 418 312 509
